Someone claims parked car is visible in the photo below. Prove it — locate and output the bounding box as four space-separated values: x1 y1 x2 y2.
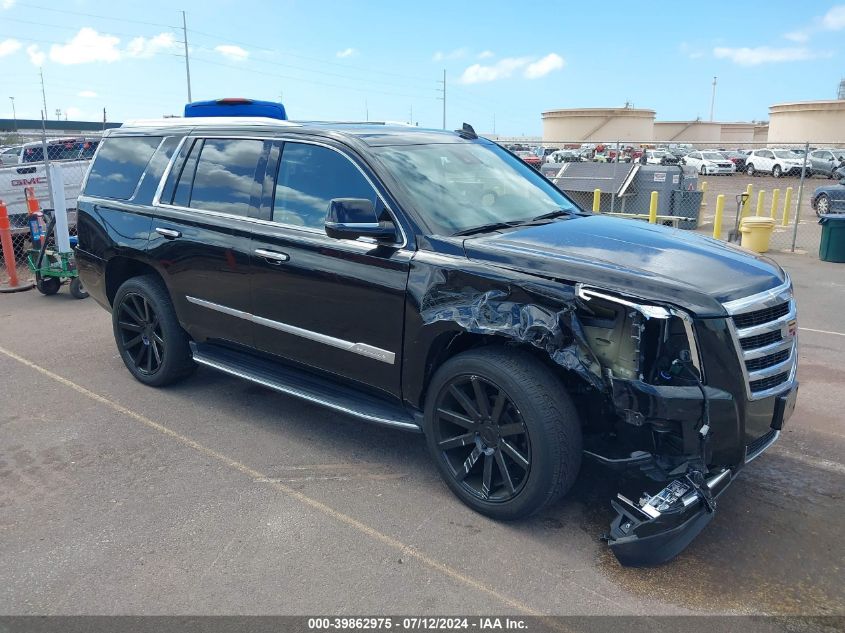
745 149 805 178
720 151 747 173
682 151 736 175
812 179 845 215
547 149 581 164
808 149 845 178
76 103 797 567
0 145 21 165
534 147 560 162
515 150 541 169
644 150 679 166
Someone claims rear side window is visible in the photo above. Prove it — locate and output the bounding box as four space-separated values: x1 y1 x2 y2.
272 143 377 228
175 138 264 216
84 136 163 200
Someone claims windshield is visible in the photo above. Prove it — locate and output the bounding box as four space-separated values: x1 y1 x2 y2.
373 141 579 235
701 152 724 160
774 151 797 159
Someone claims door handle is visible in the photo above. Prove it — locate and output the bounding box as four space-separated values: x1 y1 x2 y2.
155 227 181 239
255 248 290 264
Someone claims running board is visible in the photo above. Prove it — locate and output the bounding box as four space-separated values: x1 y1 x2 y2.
190 342 421 432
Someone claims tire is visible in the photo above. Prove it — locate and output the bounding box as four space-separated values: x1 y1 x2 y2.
423 347 582 520
746 163 755 176
112 275 195 387
699 165 707 175
773 165 782 178
69 277 88 299
815 194 830 217
35 274 60 295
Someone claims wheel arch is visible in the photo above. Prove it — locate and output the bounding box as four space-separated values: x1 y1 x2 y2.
105 257 164 307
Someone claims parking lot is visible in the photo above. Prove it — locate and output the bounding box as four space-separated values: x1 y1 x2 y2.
696 172 828 253
1 252 843 618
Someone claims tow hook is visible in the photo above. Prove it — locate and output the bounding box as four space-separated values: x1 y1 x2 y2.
604 469 732 567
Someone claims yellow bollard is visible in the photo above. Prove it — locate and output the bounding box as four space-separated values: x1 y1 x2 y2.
769 188 780 218
713 194 725 240
593 188 601 213
741 184 753 218
782 187 793 226
755 189 765 216
700 181 708 207
648 191 658 224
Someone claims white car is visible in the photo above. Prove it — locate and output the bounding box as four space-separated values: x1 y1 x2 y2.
745 149 805 178
683 151 736 175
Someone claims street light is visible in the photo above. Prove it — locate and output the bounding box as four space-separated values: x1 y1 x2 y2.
9 96 17 132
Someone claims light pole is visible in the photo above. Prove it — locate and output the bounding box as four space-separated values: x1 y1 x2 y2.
9 96 17 132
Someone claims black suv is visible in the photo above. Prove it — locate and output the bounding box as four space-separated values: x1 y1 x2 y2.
76 109 798 566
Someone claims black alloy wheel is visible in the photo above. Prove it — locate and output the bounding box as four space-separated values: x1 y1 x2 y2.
432 374 531 503
117 292 165 376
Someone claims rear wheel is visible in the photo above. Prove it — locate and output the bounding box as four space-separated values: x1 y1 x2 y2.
112 275 195 387
424 347 582 520
746 163 755 176
699 165 707 175
773 165 782 178
35 274 60 295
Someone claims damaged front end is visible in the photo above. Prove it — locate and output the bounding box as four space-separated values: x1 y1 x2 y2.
419 271 735 566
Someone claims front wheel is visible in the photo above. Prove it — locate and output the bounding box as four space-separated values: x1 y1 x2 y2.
424 347 582 520
112 275 196 387
816 194 830 216
69 277 88 299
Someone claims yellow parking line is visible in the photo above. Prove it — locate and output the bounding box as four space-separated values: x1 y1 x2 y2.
0 345 543 617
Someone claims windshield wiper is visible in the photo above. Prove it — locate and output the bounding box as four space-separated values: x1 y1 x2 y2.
531 209 573 221
452 221 524 236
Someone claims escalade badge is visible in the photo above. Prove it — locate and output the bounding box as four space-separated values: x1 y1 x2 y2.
784 319 797 339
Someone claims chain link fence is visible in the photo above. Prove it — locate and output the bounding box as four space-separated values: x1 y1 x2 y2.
516 139 845 256
0 132 96 289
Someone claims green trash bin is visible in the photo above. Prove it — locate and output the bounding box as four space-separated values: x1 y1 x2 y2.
819 214 845 262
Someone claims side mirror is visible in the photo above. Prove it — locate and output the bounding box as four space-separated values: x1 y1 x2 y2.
325 198 397 242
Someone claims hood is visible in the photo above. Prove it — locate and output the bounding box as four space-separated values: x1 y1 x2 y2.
462 215 786 317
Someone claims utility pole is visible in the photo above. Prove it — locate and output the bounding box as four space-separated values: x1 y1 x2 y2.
365 98 369 121
103 107 107 131
39 68 48 122
710 76 717 121
437 69 446 130
182 11 192 102
9 97 16 132
55 108 62 121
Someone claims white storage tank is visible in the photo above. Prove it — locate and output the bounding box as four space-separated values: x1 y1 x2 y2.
768 100 845 144
541 107 655 143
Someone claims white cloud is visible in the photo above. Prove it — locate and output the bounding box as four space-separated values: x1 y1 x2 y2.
433 48 467 62
126 32 176 58
459 52 564 83
678 41 705 59
459 57 532 84
27 44 45 66
2 0 16 9
65 106 83 119
713 46 819 65
78 90 98 98
49 28 121 65
784 30 809 42
524 53 564 79
822 4 845 29
214 44 248 61
477 50 495 59
0 38 21 57
336 47 358 58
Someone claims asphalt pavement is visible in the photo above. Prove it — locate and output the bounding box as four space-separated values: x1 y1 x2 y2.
0 252 843 617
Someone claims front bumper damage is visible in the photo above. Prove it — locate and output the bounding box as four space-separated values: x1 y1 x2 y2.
606 468 732 567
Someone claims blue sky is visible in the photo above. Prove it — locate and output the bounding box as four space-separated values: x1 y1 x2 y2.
1 0 843 135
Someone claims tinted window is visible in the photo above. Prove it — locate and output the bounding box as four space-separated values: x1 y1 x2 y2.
273 143 377 228
22 146 43 162
84 136 162 200
187 139 264 215
172 139 202 208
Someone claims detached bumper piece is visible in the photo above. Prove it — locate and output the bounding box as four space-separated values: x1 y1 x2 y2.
607 469 732 567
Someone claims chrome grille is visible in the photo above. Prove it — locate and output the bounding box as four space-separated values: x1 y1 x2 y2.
723 278 797 400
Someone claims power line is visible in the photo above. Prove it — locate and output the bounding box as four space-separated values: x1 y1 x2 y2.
12 1 178 30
